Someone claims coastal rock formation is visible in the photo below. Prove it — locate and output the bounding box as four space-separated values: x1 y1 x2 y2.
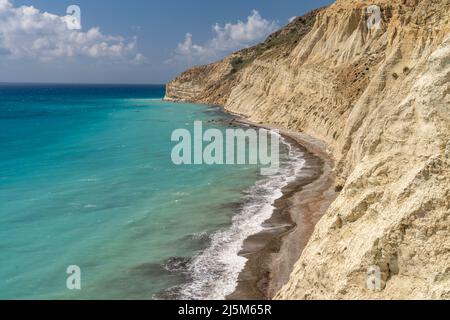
166 0 450 299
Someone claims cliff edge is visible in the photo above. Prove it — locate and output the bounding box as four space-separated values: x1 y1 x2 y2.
166 0 450 299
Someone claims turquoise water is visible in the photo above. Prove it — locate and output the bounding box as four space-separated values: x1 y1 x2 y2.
0 84 303 300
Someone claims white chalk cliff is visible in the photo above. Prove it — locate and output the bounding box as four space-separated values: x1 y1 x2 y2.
166 0 450 299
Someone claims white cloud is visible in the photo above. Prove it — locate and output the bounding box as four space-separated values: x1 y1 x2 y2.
169 10 278 64
0 0 11 13
289 16 297 23
0 0 146 63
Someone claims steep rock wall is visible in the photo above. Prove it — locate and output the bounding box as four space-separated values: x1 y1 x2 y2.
166 0 450 299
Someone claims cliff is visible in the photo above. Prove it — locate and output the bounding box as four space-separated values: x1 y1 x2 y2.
166 0 450 299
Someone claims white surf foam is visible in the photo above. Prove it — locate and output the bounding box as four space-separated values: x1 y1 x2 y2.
178 133 306 300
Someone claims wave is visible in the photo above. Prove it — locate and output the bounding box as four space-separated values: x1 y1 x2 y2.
169 133 306 300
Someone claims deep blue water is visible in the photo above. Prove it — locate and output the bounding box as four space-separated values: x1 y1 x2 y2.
0 84 304 299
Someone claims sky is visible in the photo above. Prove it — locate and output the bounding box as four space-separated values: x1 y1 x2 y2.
0 0 334 84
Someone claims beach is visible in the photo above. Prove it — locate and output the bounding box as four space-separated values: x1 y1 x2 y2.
227 121 337 300
155 103 339 300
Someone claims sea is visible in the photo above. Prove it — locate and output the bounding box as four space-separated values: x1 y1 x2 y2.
0 84 305 299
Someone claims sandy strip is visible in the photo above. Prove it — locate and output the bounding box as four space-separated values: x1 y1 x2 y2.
227 120 337 300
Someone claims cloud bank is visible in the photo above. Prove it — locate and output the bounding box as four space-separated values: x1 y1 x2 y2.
170 10 278 65
0 0 145 63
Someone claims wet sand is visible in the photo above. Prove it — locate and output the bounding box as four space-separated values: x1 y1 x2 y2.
227 121 337 300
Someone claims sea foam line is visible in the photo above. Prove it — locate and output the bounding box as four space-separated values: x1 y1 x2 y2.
178 133 306 300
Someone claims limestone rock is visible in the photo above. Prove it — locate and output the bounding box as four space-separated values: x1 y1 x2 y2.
166 0 450 299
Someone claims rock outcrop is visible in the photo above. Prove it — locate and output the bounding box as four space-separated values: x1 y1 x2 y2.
166 0 450 299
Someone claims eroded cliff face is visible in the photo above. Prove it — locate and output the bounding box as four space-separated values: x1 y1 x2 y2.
166 0 450 299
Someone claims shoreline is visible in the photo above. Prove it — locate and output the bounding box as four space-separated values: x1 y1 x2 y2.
226 119 337 300
162 100 337 300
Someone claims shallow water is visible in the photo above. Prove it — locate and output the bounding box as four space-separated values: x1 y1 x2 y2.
0 84 304 299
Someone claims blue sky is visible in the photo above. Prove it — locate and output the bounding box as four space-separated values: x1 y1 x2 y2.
0 0 333 84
